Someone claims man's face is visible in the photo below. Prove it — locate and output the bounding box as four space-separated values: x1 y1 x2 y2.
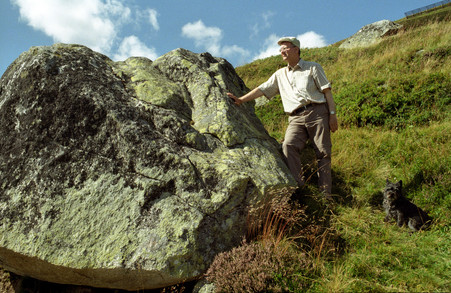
279 41 299 63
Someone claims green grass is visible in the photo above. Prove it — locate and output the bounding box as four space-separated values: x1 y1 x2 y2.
319 122 451 292
229 7 451 293
207 116 451 292
332 122 451 216
320 205 451 292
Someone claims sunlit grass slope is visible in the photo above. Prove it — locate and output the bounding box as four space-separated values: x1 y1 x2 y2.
229 6 450 292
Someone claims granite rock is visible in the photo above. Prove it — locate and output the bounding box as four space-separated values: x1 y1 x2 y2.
0 44 295 290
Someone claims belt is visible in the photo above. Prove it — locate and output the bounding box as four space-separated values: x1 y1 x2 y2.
290 103 315 116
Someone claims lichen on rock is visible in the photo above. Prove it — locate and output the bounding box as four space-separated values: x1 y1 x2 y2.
0 43 295 290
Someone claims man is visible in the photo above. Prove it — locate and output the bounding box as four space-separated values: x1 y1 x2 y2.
227 36 338 197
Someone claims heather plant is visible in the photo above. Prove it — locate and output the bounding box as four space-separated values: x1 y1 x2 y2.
205 187 315 292
206 187 345 292
205 240 313 293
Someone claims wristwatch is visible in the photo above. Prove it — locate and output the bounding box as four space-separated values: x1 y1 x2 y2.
330 111 336 115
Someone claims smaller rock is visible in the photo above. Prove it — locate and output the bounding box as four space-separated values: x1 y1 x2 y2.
339 20 402 49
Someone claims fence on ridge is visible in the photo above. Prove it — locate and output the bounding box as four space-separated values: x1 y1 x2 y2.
404 0 451 18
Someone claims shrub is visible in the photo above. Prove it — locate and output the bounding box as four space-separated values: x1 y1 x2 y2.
205 240 313 293
335 73 450 129
205 188 344 292
205 188 314 292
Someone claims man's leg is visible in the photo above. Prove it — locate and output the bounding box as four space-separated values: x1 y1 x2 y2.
306 104 332 194
282 115 308 186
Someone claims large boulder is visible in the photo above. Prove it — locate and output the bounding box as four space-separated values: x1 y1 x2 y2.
0 44 295 290
339 20 402 49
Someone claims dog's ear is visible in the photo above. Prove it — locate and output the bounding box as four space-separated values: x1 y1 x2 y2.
396 180 402 188
386 178 390 184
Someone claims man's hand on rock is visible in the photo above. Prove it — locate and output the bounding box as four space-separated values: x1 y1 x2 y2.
227 92 243 106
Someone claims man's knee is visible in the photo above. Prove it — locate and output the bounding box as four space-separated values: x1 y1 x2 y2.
282 139 297 154
314 145 332 160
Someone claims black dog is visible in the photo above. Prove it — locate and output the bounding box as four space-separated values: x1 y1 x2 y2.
383 179 432 231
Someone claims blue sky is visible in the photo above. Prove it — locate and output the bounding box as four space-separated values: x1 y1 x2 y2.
0 0 437 75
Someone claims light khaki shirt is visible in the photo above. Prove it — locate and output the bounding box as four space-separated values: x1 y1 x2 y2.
258 59 331 114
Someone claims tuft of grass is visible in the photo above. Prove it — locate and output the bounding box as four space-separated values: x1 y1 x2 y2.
206 187 346 292
246 187 304 246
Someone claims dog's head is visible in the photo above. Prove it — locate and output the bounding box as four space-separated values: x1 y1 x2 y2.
384 179 402 202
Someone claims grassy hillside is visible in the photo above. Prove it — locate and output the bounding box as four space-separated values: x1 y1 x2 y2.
237 8 450 136
207 7 450 293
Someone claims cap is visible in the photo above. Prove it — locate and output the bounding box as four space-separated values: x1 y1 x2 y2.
277 37 300 48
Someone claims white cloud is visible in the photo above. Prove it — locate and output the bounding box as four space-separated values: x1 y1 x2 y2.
103 0 131 24
253 34 280 60
113 35 158 61
181 20 222 55
253 32 328 61
222 45 249 57
250 11 275 39
297 31 327 48
181 20 250 65
222 45 251 66
11 0 131 54
147 9 159 31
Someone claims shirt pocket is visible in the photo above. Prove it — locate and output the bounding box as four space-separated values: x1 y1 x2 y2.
292 71 313 94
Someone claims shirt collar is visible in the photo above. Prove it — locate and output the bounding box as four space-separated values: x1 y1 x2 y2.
287 59 303 71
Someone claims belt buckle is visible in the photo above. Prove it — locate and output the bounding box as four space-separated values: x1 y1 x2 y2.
291 103 312 116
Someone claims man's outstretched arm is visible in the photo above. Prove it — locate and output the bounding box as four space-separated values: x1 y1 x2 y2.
227 88 264 105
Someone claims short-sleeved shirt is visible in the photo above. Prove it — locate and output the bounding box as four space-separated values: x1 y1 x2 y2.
258 59 331 114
